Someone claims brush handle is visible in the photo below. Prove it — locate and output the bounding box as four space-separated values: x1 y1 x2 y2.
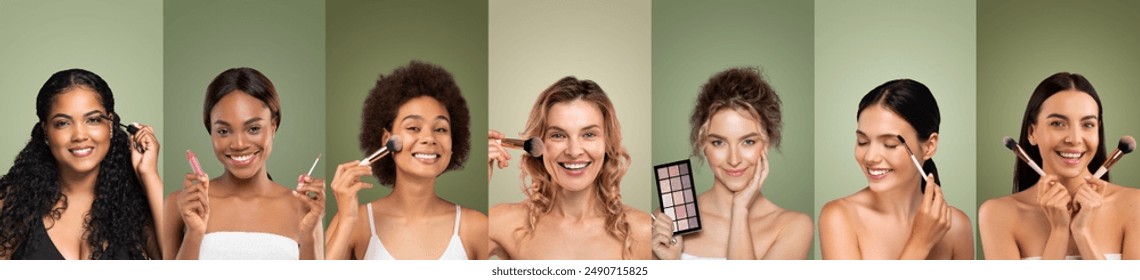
358 148 389 166
1093 166 1108 179
500 138 527 149
908 155 926 179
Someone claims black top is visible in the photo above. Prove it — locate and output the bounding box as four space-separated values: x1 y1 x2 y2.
10 218 65 260
10 217 140 260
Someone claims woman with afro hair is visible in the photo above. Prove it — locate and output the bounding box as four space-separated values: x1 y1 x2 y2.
325 61 488 260
0 69 163 260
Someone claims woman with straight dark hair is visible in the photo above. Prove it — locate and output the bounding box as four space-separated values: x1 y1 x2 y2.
819 79 973 259
979 72 1140 259
0 69 162 260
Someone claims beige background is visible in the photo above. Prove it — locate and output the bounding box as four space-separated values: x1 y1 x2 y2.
487 0 652 212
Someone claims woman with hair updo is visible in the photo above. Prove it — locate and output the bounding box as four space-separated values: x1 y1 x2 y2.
0 69 163 260
325 61 488 260
162 67 326 260
488 76 653 260
651 67 813 260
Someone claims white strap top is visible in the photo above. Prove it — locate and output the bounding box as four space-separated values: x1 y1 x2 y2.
199 232 300 260
362 203 469 260
681 252 726 260
1022 253 1122 260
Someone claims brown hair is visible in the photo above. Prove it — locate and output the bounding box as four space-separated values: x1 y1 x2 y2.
689 67 783 160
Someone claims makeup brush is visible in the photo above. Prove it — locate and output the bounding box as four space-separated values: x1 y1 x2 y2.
1092 135 1136 178
359 136 403 166
895 135 927 179
1003 136 1046 176
500 137 544 157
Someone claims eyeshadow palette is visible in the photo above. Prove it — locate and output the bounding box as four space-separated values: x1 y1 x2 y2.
654 159 701 235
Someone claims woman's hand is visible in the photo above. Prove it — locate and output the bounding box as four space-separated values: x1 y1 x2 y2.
732 150 769 209
1070 176 1105 234
330 161 373 220
294 174 327 233
651 211 683 260
903 173 950 258
488 130 511 182
129 124 160 178
1035 174 1072 230
177 172 210 235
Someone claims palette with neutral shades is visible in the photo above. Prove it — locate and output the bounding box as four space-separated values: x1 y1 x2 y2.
654 159 701 235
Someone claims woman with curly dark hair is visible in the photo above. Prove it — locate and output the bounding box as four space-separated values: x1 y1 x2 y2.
487 76 652 260
0 69 163 260
651 68 813 260
325 61 488 260
161 67 326 260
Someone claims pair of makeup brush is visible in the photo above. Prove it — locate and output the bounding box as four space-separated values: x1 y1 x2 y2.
1003 135 1136 178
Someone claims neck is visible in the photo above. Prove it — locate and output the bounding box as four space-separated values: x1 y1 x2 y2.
58 166 99 197
553 183 600 221
389 171 442 216
868 177 924 218
219 169 274 194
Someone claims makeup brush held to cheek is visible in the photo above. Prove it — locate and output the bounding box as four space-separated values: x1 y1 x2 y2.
359 136 403 166
1092 135 1135 179
500 137 544 157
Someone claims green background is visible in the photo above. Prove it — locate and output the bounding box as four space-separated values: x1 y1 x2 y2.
324 0 490 224
977 0 1140 259
162 0 326 197
487 0 653 212
0 0 163 174
651 0 816 259
814 0 977 259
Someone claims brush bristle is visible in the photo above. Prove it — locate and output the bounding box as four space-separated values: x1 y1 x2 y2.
895 135 907 144
524 137 544 157
386 136 403 152
1003 137 1017 150
1120 135 1136 154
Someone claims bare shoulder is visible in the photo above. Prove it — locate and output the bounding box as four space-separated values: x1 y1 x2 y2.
978 194 1019 226
820 196 857 220
488 202 528 235
459 205 489 235
621 205 653 235
773 208 813 231
948 206 973 238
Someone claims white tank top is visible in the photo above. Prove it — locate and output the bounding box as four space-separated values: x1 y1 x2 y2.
199 231 299 260
362 203 469 260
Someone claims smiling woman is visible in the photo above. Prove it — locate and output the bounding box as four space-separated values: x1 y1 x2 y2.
487 76 653 260
979 72 1140 260
0 69 162 260
324 60 487 260
818 79 974 260
161 67 326 260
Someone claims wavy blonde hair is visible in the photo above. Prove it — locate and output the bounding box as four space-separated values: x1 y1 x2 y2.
516 76 634 259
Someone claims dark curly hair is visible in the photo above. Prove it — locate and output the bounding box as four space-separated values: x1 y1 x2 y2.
360 61 471 186
0 69 153 259
690 67 783 160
